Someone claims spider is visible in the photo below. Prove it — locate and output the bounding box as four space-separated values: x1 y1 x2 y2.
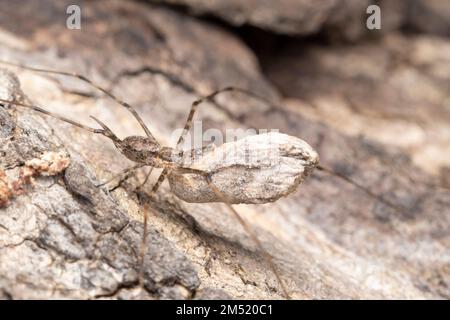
0 60 405 299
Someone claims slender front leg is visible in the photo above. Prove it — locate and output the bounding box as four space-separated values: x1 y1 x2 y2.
136 167 154 190
0 60 159 145
95 164 145 187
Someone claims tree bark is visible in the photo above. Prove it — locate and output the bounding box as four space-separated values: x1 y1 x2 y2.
0 0 449 299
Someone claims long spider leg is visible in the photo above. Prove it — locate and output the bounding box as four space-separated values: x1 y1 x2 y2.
0 60 159 145
173 86 417 216
203 174 291 299
95 164 145 187
0 98 105 135
0 97 152 290
140 87 286 294
89 116 121 143
150 87 239 193
316 165 410 214
136 166 154 190
0 98 147 190
139 203 150 288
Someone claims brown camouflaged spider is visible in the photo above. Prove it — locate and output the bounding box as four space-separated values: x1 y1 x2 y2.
0 60 406 299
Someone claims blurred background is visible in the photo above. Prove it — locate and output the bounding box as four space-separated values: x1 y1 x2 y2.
0 0 449 299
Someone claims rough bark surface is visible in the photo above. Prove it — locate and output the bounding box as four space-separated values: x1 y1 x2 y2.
0 0 449 300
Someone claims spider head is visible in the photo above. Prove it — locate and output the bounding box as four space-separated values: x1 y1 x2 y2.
118 136 161 167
